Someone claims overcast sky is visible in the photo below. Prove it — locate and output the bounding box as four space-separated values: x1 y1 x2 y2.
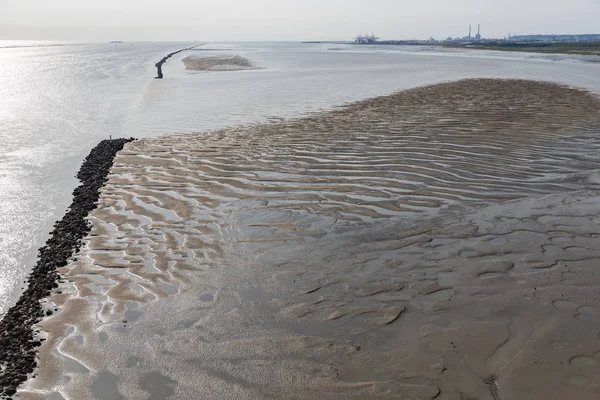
1 0 599 41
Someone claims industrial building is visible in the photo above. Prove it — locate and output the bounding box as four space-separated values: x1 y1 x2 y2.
354 33 379 44
456 24 482 42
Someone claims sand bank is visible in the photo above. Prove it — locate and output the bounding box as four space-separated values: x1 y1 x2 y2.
182 55 259 72
22 79 600 399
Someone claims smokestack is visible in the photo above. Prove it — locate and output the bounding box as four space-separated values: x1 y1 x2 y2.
469 24 472 38
478 24 481 35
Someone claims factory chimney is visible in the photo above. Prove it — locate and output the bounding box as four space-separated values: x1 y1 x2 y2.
469 24 472 38
474 24 482 41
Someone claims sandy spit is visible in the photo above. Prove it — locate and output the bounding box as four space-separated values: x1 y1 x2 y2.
182 55 259 72
22 79 600 400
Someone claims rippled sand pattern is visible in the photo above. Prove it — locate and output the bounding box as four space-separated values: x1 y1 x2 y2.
24 79 600 399
129 79 599 220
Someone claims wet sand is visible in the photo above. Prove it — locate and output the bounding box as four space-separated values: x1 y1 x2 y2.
182 55 259 72
0 139 134 398
22 79 600 399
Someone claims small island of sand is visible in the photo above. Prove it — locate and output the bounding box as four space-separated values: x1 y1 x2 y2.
182 55 259 72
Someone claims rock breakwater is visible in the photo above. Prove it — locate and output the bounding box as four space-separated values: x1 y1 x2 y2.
0 138 134 398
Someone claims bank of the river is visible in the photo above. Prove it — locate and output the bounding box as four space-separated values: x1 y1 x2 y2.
444 43 600 56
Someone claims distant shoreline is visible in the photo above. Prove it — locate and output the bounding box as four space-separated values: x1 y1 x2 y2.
443 43 600 56
302 40 600 57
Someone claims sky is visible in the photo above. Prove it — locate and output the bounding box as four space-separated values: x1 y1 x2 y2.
1 0 599 41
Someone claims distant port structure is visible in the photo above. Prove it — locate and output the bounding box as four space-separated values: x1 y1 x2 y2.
353 25 484 45
349 25 600 55
354 33 380 44
445 24 484 43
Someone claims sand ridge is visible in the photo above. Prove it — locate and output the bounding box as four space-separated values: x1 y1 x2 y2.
22 79 600 399
182 55 259 72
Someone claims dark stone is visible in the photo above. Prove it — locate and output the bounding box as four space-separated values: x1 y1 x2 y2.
154 45 201 79
0 138 135 397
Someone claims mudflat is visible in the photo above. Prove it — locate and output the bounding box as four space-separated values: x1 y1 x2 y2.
24 79 600 399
